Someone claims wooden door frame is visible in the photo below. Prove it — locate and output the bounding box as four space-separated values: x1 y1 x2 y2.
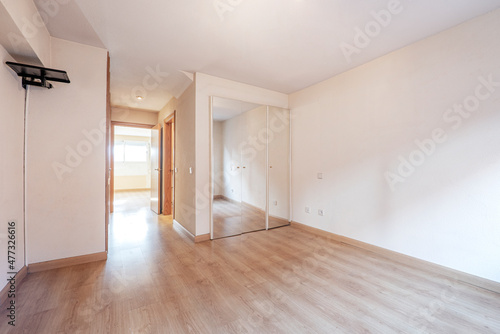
110 121 155 214
162 112 175 216
105 53 111 252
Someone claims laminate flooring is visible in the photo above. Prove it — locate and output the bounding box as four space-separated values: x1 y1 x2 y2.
212 198 289 239
1 190 499 333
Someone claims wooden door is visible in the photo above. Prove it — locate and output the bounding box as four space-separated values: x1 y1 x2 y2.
150 124 162 214
163 115 175 215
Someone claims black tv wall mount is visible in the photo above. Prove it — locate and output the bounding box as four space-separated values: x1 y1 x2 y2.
6 61 70 89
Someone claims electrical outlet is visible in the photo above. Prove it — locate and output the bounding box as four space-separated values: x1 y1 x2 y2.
318 209 324 216
273 200 278 206
317 173 323 179
305 206 311 214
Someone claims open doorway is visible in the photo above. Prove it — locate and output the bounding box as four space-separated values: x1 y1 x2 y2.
110 124 153 213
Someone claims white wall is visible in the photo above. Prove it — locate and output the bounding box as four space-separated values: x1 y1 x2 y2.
0 0 51 65
195 73 289 236
212 121 223 196
111 107 158 126
26 38 107 264
0 44 26 294
220 106 267 210
268 106 291 220
290 9 500 283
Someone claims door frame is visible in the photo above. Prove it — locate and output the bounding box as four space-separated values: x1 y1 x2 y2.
162 112 176 216
105 54 111 252
109 121 155 214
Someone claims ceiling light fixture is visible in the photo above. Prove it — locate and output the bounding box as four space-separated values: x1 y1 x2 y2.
136 96 144 100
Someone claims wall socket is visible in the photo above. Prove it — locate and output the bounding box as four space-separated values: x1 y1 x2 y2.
317 173 323 179
273 200 278 206
305 206 311 214
318 209 324 216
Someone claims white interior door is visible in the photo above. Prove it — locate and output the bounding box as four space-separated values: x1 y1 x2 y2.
150 124 161 214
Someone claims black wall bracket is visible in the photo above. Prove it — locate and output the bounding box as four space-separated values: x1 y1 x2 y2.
6 61 70 89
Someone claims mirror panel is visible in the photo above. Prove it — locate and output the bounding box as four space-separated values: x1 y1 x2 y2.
211 98 291 239
268 106 291 228
212 115 241 238
212 97 265 238
240 106 267 233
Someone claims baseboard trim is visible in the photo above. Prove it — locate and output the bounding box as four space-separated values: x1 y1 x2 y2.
173 219 195 242
195 234 211 243
219 195 241 205
28 252 108 274
115 188 151 192
0 266 28 307
173 220 211 243
291 221 500 294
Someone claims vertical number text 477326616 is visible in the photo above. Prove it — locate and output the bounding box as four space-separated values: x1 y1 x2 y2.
7 221 16 326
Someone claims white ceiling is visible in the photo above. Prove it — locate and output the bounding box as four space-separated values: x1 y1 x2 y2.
34 0 500 111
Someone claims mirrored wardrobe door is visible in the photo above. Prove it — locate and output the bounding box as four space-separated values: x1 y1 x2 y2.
268 106 291 228
212 97 264 239
212 99 242 239
240 105 267 233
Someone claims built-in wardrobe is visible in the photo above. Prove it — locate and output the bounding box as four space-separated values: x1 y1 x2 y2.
210 96 291 239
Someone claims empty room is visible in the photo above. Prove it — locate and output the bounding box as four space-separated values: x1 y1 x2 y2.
1 0 499 333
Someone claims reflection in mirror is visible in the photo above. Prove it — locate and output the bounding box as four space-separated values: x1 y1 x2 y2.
212 97 266 239
268 107 291 228
240 105 267 233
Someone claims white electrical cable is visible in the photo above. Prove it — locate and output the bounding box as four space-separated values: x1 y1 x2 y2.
23 85 29 267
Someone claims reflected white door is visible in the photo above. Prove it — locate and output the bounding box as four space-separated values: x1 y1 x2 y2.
150 124 162 214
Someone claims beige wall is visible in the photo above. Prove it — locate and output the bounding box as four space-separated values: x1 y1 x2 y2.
212 121 223 196
290 9 500 283
158 86 197 235
114 176 149 190
158 97 177 124
268 107 291 220
0 44 26 293
26 38 108 264
173 83 197 235
112 107 159 126
0 0 51 65
219 106 267 210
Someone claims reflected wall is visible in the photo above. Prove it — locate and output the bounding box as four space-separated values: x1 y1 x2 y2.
211 97 290 239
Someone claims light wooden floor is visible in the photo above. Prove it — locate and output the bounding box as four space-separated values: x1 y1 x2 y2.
213 198 289 239
1 191 499 333
113 189 151 213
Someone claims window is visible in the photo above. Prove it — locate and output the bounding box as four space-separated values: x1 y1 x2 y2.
114 141 149 162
